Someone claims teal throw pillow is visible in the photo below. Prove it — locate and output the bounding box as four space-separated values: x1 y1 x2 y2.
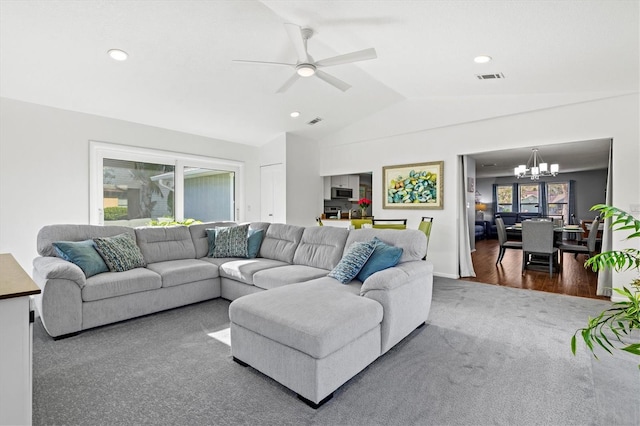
53 240 109 278
328 240 376 284
93 233 146 272
206 228 219 257
212 224 250 258
356 237 403 282
247 229 264 258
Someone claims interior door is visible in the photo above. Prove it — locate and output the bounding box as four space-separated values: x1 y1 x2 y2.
260 163 285 223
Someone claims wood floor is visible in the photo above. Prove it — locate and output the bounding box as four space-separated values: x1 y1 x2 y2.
465 238 608 300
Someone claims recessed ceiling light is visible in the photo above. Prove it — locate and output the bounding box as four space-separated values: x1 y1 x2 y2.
108 49 128 61
290 111 300 118
474 55 492 64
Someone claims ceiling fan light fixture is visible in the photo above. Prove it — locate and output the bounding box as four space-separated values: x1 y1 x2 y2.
296 63 316 77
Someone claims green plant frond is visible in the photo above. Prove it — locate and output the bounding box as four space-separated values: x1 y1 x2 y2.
571 335 577 355
592 335 614 354
621 344 640 356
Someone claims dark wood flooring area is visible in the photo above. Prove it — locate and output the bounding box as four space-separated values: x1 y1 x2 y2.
465 239 608 300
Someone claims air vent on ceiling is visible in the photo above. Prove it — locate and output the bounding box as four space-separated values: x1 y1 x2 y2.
476 73 505 80
307 117 323 125
481 163 498 168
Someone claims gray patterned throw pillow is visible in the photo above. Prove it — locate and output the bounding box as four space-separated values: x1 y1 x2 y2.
212 224 250 258
93 233 146 272
328 240 376 284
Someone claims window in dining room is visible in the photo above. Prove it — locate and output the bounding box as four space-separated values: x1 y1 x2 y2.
496 185 514 212
519 184 539 213
547 182 569 221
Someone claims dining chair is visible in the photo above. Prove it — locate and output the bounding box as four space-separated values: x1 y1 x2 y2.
350 219 373 229
495 217 522 265
557 217 600 263
372 218 407 229
418 216 433 260
522 220 559 278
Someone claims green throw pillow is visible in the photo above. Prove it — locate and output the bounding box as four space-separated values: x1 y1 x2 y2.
212 224 250 258
356 237 403 282
53 239 109 278
93 233 146 272
328 240 376 284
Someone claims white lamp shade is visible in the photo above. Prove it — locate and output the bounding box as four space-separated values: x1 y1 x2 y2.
550 164 559 173
539 162 548 172
532 166 539 175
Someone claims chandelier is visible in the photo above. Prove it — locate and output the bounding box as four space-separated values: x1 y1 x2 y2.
514 148 559 180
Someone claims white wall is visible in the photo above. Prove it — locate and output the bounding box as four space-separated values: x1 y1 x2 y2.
285 134 323 227
318 94 640 289
0 98 261 272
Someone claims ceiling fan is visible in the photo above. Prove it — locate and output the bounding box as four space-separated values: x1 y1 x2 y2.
233 23 377 93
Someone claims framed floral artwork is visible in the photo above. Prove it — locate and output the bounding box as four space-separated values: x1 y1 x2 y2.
382 161 444 209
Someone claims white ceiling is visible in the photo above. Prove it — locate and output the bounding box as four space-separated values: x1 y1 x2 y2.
1 0 638 154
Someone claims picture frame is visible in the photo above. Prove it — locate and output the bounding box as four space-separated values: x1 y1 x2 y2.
382 161 444 209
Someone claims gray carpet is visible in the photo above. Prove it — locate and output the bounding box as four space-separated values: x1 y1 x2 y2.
33 278 640 426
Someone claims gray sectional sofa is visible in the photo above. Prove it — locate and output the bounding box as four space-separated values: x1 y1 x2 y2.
33 221 433 407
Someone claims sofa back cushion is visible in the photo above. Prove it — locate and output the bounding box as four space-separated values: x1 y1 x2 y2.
293 226 349 270
344 228 426 263
134 226 195 263
37 224 135 257
259 223 304 263
188 221 237 258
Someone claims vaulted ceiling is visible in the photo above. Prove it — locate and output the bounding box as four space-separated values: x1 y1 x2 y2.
1 0 638 154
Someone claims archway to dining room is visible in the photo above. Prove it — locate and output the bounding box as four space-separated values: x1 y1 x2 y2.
458 138 612 300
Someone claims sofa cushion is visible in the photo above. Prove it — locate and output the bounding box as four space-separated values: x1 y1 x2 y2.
135 226 195 263
146 259 219 288
328 240 376 284
253 265 330 290
52 240 109 278
218 258 289 285
356 237 403 282
292 226 349 270
37 224 135 257
94 233 147 272
229 279 383 359
81 268 162 302
259 223 304 263
344 228 426 263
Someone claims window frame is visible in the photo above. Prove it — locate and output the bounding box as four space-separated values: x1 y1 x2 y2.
496 184 514 212
90 141 244 225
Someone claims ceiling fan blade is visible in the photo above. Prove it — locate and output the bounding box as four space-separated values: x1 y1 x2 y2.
315 70 351 92
232 59 295 67
284 23 309 63
276 73 300 94
315 48 377 68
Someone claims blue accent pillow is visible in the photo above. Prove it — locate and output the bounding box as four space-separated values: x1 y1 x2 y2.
53 240 109 278
206 228 218 257
356 237 403 282
247 229 264 258
328 240 376 284
93 233 146 272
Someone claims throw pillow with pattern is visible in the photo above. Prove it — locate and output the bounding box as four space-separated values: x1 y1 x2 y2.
212 224 250 258
328 240 376 284
94 233 146 272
